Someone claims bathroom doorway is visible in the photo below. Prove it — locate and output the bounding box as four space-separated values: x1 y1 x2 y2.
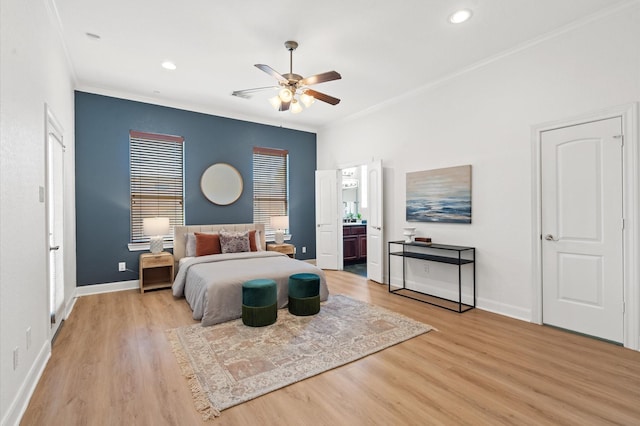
341 165 368 277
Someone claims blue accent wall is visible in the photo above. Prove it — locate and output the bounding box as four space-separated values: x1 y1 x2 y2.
75 91 317 286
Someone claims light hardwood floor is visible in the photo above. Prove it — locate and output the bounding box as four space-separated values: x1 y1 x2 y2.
23 271 640 425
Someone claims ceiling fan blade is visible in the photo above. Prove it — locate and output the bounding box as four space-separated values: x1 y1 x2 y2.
255 64 288 83
299 71 342 86
303 89 340 106
232 86 279 99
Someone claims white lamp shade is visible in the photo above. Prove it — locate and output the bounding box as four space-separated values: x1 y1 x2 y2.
278 88 293 102
143 217 170 236
270 216 289 230
269 95 282 110
300 92 315 108
290 100 303 114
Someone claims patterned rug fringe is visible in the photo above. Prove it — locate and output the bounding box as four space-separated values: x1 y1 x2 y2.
167 329 221 420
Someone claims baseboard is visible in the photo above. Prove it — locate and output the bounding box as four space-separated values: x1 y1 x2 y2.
389 276 531 322
75 280 139 297
1 341 51 426
476 297 531 322
64 291 77 320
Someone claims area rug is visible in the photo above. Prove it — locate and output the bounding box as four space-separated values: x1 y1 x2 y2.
166 294 433 420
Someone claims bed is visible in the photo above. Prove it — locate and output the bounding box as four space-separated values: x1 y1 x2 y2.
172 223 329 326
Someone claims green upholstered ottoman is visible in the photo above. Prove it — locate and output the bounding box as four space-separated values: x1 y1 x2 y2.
288 273 320 316
242 279 277 327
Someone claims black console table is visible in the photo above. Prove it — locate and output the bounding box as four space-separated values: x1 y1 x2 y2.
388 241 475 313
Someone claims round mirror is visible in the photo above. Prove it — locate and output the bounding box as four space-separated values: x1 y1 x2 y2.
200 163 243 205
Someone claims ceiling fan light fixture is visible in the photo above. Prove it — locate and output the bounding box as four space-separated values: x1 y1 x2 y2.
269 95 282 110
449 9 472 24
278 88 293 102
290 99 303 114
234 40 341 114
300 92 315 108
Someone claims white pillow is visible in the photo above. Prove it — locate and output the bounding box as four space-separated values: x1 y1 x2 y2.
185 233 196 257
255 229 263 251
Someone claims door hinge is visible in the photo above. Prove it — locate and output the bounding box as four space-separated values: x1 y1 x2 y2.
622 301 625 314
622 218 625 230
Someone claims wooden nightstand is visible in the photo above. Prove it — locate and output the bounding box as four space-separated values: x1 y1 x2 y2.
139 252 174 293
267 243 295 259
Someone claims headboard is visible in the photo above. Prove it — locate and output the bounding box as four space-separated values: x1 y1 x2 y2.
173 223 266 262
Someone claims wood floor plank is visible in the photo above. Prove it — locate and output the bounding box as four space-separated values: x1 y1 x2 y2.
21 270 640 425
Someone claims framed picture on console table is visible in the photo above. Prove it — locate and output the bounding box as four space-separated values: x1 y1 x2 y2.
406 164 472 223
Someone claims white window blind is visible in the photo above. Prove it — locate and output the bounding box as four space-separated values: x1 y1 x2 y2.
253 147 289 237
130 131 184 243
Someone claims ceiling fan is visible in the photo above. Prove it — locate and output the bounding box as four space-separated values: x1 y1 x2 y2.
232 40 342 114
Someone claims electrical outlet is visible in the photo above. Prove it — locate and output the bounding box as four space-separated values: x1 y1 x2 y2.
13 347 19 370
302 246 307 254
118 262 126 272
424 264 430 274
26 327 31 350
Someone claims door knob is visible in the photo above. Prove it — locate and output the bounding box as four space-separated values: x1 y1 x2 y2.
544 234 558 241
49 245 60 251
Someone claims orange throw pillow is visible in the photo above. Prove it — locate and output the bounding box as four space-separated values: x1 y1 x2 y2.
195 232 221 256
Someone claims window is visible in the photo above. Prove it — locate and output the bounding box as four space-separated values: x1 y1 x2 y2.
253 147 289 238
129 131 184 245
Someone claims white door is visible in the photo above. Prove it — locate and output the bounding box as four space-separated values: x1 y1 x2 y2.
47 122 65 339
367 160 384 283
315 170 340 269
541 117 624 342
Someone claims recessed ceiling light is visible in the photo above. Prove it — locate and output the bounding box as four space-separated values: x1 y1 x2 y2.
161 61 177 70
449 9 473 24
85 32 101 40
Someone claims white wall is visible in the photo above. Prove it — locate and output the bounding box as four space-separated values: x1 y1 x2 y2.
318 6 640 320
0 0 76 424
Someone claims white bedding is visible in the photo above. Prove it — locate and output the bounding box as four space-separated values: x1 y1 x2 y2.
172 251 329 326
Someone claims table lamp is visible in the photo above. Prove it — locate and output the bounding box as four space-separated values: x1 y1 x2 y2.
143 217 170 253
270 216 289 244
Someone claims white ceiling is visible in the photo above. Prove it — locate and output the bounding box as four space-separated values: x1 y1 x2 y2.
53 0 626 131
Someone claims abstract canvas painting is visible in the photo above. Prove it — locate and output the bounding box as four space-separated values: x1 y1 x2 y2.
406 165 472 223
